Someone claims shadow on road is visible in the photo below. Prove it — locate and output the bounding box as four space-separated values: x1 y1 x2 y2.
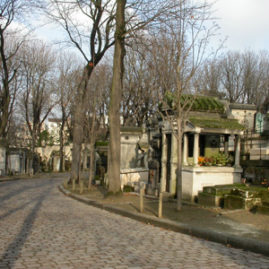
0 180 50 205
0 180 54 268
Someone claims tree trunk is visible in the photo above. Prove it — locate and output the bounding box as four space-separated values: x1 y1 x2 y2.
88 104 97 190
108 0 126 193
59 117 65 172
70 66 92 185
71 103 84 185
176 117 183 211
0 29 11 139
88 143 95 189
29 128 38 175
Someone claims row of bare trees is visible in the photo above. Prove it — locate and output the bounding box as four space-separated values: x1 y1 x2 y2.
41 0 183 193
197 50 269 110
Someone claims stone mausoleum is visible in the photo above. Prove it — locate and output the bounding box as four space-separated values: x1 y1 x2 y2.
149 96 245 201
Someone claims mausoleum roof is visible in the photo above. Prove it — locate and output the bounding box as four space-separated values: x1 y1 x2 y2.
189 117 245 131
162 94 225 114
229 103 256 111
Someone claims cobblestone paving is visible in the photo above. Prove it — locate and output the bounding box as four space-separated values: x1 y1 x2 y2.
1 178 269 269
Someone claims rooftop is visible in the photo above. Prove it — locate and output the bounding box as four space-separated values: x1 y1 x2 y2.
229 103 256 111
162 94 225 114
189 117 245 131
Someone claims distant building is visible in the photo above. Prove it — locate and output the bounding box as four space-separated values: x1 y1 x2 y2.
227 103 257 131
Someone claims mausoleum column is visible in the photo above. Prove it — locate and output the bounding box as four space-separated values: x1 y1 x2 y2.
160 133 167 192
224 135 229 155
183 133 188 166
234 135 241 168
193 133 199 167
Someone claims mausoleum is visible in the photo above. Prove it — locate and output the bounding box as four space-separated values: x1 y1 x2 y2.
156 96 245 201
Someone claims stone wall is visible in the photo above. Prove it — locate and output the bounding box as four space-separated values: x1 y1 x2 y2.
120 129 149 190
36 145 72 171
120 168 149 190
228 108 256 130
120 134 141 169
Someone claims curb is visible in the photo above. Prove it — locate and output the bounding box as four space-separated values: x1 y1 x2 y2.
0 173 69 183
0 176 31 182
59 185 269 257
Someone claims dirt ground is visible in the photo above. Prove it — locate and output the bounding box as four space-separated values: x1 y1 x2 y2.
66 184 269 243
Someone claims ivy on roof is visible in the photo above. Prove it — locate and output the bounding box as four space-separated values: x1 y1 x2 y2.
120 126 143 133
95 141 109 147
189 117 245 130
163 92 225 113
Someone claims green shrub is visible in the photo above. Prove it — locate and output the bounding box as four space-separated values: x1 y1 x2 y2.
212 152 232 166
199 153 232 166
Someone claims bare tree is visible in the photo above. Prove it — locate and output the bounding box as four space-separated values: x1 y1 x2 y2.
44 0 117 188
82 63 111 191
43 0 179 192
149 0 219 210
0 0 42 140
210 50 269 107
194 58 224 98
259 52 269 111
0 1 23 139
108 0 186 192
122 45 158 126
241 50 269 108
220 51 245 103
108 0 127 193
56 54 81 172
20 41 56 173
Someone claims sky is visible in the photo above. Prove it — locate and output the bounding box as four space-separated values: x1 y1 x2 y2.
32 0 269 53
211 0 269 52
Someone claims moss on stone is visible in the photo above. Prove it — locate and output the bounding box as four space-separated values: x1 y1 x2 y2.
120 127 143 133
95 141 109 147
189 117 245 130
198 192 223 207
162 93 225 113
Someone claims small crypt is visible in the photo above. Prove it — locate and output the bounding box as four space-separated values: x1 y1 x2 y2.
151 96 245 201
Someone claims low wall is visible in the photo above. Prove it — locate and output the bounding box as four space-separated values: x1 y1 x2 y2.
182 166 243 201
120 168 149 190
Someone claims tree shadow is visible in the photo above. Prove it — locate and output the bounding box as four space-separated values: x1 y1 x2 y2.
0 183 54 268
129 201 158 217
0 199 37 221
0 180 49 205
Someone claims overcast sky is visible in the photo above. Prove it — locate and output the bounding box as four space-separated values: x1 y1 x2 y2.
33 0 269 53
212 0 269 52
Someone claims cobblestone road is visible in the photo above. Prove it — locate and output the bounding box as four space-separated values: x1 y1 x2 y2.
1 178 269 269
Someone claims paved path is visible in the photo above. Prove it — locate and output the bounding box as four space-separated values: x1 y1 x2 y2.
0 178 269 269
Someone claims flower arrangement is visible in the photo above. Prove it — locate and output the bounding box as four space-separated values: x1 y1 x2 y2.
198 153 232 167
